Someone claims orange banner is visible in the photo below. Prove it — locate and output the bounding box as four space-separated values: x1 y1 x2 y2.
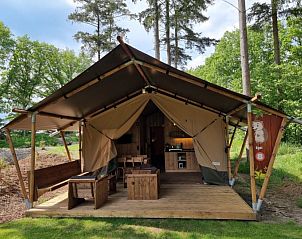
252 114 283 173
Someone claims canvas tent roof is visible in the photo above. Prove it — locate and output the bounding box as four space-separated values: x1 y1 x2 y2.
3 40 292 131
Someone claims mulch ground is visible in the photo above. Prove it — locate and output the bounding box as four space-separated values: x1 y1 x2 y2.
0 151 301 224
0 151 69 223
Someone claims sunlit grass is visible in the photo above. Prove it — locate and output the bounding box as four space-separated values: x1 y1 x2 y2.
0 218 301 239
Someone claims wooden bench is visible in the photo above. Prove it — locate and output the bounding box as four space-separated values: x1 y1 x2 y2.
28 160 82 201
68 175 108 210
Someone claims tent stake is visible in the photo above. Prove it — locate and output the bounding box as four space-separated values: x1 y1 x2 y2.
247 103 257 212
232 131 248 179
60 131 72 161
256 118 287 211
5 128 30 208
29 112 37 207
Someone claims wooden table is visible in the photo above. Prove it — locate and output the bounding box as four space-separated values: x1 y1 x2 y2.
127 169 160 200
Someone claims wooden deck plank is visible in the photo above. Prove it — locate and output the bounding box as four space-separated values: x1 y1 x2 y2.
27 182 256 220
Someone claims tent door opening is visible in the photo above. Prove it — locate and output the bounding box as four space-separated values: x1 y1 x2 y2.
150 126 165 171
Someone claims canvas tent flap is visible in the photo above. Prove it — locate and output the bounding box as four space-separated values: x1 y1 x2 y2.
83 94 150 171
83 92 227 174
150 93 227 172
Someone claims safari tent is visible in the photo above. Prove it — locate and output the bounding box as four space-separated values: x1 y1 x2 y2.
3 37 302 220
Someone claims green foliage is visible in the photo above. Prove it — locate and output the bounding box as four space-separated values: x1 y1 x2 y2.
68 0 130 59
0 218 302 239
190 16 302 143
0 132 77 148
297 197 302 208
0 21 92 115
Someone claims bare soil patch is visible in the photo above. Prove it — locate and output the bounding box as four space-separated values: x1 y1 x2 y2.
234 174 302 224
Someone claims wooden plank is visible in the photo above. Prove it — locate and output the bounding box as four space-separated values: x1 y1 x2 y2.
27 181 255 220
5 129 28 201
60 131 72 161
233 131 248 178
247 103 257 211
29 113 37 205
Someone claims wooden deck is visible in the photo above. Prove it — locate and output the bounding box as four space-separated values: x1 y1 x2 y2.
26 173 256 220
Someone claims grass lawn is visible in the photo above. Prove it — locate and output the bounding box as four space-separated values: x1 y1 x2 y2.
0 218 302 239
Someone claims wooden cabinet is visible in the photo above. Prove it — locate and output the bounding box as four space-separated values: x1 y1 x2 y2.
127 170 160 200
165 152 199 172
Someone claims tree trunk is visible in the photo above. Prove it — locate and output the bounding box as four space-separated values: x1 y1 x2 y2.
271 0 281 65
174 6 178 69
165 0 171 65
238 0 251 96
97 14 101 61
154 0 160 60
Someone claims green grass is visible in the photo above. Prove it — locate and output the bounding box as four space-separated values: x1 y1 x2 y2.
47 144 79 159
0 157 8 169
0 218 301 239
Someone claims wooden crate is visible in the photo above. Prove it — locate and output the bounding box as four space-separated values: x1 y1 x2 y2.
127 170 160 200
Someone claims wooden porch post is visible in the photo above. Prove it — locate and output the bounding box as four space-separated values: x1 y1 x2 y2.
225 117 232 185
79 122 82 170
29 112 37 207
256 118 287 211
60 131 72 161
247 103 257 212
5 128 30 208
232 131 248 179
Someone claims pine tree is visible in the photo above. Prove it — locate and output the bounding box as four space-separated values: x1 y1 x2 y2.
68 0 130 60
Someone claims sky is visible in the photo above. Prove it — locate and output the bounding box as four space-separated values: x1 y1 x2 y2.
0 0 269 69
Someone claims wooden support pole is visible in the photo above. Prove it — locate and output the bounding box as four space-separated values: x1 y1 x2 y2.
60 131 72 161
5 128 30 207
225 117 232 185
29 112 37 207
79 122 82 166
229 123 238 148
233 131 248 179
256 118 287 211
247 103 257 212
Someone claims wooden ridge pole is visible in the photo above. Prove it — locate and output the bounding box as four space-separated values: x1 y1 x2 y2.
5 128 30 208
29 112 37 207
256 118 287 211
247 103 257 212
60 131 72 161
225 117 232 185
232 131 248 179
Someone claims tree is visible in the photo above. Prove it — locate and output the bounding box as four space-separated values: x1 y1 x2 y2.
2 36 45 111
166 0 216 68
136 0 162 60
40 45 92 97
0 21 15 112
68 0 131 60
137 0 215 68
1 35 92 113
248 0 302 65
190 17 302 142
